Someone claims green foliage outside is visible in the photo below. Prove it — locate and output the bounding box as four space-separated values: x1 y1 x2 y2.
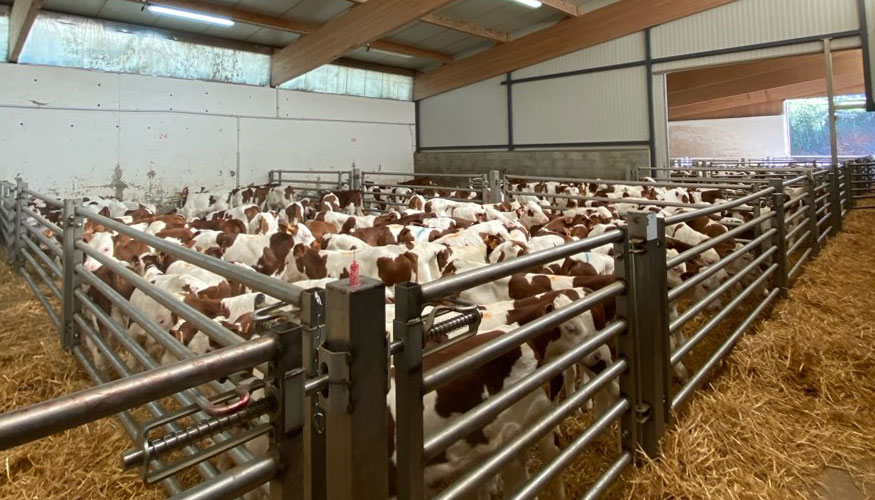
788 94 875 156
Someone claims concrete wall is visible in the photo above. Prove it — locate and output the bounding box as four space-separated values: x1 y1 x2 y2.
414 149 650 180
0 63 415 204
669 115 788 159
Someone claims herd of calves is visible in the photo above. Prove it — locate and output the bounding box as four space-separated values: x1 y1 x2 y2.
25 177 779 498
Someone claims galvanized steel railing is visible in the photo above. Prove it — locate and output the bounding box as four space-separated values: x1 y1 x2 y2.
0 156 871 500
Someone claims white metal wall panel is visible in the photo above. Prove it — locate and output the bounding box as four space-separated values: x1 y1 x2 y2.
119 73 276 117
238 118 414 185
278 89 415 124
514 33 646 79
512 67 649 144
653 37 862 74
0 107 119 198
652 0 860 59
419 76 507 147
0 63 119 110
118 112 238 199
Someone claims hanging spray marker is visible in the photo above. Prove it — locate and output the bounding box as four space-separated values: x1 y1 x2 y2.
349 249 360 286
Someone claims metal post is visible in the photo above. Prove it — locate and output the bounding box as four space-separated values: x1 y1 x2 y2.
769 179 789 295
319 277 388 500
392 282 424 500
61 198 84 349
269 321 305 500
480 173 489 202
301 289 326 500
829 164 843 233
615 212 669 458
269 170 276 184
845 161 854 209
487 170 503 204
13 180 27 270
349 167 362 191
752 202 763 256
824 39 840 169
806 175 820 255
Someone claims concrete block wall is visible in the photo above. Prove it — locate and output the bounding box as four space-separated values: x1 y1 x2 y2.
414 149 650 180
0 63 415 206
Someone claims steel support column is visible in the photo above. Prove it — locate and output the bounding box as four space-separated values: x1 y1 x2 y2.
806 175 821 255
616 212 669 457
320 277 389 500
13 180 27 270
301 289 326 500
269 322 305 500
769 179 789 295
392 281 425 500
61 198 84 349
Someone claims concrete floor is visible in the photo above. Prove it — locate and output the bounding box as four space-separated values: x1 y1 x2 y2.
810 461 875 500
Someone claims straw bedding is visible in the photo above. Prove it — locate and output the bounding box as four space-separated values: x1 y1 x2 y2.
0 254 163 500
617 210 875 499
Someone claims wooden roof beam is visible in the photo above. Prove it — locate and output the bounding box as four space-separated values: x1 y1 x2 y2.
271 0 458 86
131 0 451 63
540 0 580 17
420 14 509 42
414 0 743 100
8 0 43 62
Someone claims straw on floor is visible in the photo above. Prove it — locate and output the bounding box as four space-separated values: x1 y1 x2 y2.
619 210 875 499
0 256 164 500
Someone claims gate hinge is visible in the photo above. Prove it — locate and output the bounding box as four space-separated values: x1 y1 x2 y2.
634 403 652 424
629 238 647 254
318 346 352 413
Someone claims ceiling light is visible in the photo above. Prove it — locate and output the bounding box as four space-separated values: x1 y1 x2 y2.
510 0 542 8
366 46 415 59
147 5 235 27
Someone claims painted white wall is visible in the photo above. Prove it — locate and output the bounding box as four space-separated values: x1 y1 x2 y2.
0 63 415 203
669 115 788 159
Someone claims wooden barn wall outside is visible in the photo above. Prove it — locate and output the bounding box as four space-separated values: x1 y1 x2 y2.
0 63 415 205
416 0 871 176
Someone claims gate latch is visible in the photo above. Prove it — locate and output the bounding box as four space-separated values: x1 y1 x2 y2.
318 345 352 413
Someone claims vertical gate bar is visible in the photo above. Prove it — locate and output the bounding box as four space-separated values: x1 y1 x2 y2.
617 212 669 457
488 170 503 204
301 289 327 500
752 202 763 256
321 277 389 500
806 175 820 254
614 227 638 455
830 164 842 233
480 173 489 203
13 180 27 270
393 282 425 500
269 323 305 500
62 198 84 349
769 179 789 294
845 162 854 208
5 184 14 264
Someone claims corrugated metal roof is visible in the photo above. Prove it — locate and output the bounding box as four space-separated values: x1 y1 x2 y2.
20 0 605 73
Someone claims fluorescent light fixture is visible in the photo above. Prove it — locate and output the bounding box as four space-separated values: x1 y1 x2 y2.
510 0 542 8
366 46 415 59
147 5 235 27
